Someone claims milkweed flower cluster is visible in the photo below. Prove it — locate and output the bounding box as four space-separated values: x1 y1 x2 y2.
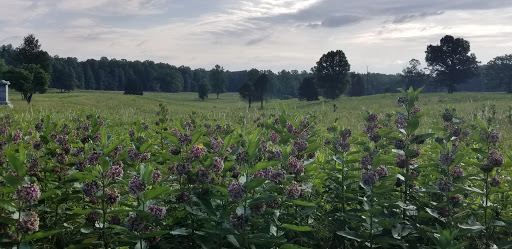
16 183 41 205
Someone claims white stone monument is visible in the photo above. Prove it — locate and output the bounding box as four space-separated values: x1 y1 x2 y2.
0 80 13 107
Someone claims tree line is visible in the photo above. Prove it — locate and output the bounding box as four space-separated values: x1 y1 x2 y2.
1 34 511 104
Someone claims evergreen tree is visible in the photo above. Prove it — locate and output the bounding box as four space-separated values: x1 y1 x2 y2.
298 76 319 101
198 79 210 100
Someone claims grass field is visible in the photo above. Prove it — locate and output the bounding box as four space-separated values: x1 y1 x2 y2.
2 89 512 148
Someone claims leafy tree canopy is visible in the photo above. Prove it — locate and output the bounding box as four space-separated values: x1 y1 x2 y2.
314 50 350 99
483 54 512 93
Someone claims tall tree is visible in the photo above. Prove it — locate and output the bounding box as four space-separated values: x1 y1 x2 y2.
349 73 366 97
400 59 428 89
4 64 50 103
0 59 6 79
197 79 210 100
483 54 512 93
209 64 227 99
16 34 51 74
314 50 350 99
124 69 143 95
238 69 260 108
253 73 268 109
425 35 479 93
297 76 319 101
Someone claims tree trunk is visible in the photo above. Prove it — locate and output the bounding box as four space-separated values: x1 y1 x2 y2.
216 93 219 99
507 80 512 93
260 99 263 109
447 82 456 94
248 96 251 108
25 93 33 104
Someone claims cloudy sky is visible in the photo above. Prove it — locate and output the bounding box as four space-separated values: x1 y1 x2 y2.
0 0 511 74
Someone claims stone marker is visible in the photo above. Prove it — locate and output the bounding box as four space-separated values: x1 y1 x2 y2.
0 80 13 107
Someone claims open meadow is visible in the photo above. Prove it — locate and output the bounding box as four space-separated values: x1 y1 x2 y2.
1 89 512 249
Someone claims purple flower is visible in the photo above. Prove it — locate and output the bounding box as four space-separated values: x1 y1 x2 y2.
106 162 124 181
169 146 181 156
250 203 266 214
129 128 135 138
488 131 500 146
361 171 379 187
16 184 41 205
129 175 147 196
286 122 298 137
367 113 379 124
266 199 281 209
12 130 22 143
16 212 39 235
488 150 504 167
336 140 350 153
236 149 248 164
27 158 41 178
176 192 190 203
82 181 100 198
394 140 406 150
449 166 464 179
228 181 246 201
269 130 280 143
437 206 452 218
147 205 166 219
437 180 453 192
439 153 454 167
266 148 283 161
178 133 191 146
286 182 302 199
490 175 501 187
212 157 224 173
105 188 120 205
342 128 352 140
442 110 453 122
397 96 408 107
375 166 389 177
190 144 206 159
56 154 67 165
125 213 145 232
86 211 101 224
32 140 43 151
269 169 285 184
152 169 162 184
176 163 191 176
395 115 408 129
230 213 248 230
449 194 463 204
210 138 224 154
140 152 151 161
360 154 373 170
196 166 211 184
288 157 305 176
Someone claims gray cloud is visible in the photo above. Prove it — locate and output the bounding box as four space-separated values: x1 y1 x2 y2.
246 34 271 46
392 11 444 23
321 15 364 28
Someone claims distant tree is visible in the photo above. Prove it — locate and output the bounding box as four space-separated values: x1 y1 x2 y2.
238 69 260 108
400 59 428 89
198 79 210 100
349 73 366 97
83 63 96 90
483 54 512 93
0 59 6 78
298 76 319 101
253 73 268 108
16 34 51 74
52 59 77 92
124 70 143 95
425 35 479 93
4 64 50 103
209 64 227 99
314 50 350 99
158 68 184 92
0 44 17 66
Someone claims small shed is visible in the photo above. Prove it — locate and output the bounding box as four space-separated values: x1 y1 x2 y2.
0 80 12 107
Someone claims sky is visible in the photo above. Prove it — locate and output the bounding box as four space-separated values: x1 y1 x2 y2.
0 0 511 74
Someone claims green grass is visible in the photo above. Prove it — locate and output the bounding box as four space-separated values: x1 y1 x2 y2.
2 89 512 148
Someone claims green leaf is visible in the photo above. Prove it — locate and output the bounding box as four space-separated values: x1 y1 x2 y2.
22 230 61 241
199 198 216 217
406 116 419 135
143 187 171 202
140 142 151 153
140 230 171 238
337 231 365 241
170 227 189 235
245 178 267 192
456 184 484 194
248 195 280 206
7 151 25 177
3 173 22 188
459 220 485 231
410 133 435 144
227 235 240 248
476 119 488 132
249 161 280 174
99 157 110 172
280 244 311 249
104 139 123 156
287 200 316 207
300 144 320 155
280 224 313 232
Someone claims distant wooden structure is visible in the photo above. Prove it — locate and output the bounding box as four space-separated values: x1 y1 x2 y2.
0 80 12 107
